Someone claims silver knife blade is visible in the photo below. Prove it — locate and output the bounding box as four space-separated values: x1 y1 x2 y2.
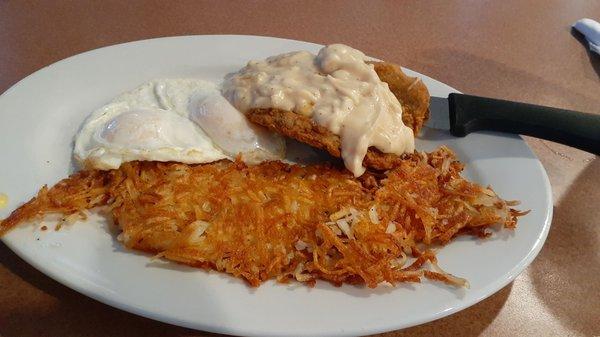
425 96 450 131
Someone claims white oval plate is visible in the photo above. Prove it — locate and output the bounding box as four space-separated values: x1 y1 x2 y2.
0 35 552 337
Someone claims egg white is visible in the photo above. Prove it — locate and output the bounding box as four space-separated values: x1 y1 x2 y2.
74 79 285 170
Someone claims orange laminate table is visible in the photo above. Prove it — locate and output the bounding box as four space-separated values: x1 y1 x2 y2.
0 1 598 336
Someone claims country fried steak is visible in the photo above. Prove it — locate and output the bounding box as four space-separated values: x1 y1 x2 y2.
246 62 430 171
370 62 430 134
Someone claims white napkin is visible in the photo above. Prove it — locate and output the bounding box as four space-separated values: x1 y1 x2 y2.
573 18 600 54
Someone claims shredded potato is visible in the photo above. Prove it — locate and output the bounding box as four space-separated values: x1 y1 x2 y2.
0 146 526 288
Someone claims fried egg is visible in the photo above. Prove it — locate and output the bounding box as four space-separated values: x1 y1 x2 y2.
74 79 285 170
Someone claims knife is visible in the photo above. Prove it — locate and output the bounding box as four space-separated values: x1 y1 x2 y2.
427 94 600 155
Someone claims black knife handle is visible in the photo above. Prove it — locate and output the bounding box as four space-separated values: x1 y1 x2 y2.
448 93 600 155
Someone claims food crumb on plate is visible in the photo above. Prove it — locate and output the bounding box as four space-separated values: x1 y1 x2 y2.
0 193 8 209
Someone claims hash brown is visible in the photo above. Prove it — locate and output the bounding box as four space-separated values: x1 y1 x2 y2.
0 147 525 288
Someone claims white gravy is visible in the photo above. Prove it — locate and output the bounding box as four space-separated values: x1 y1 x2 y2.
223 44 415 176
